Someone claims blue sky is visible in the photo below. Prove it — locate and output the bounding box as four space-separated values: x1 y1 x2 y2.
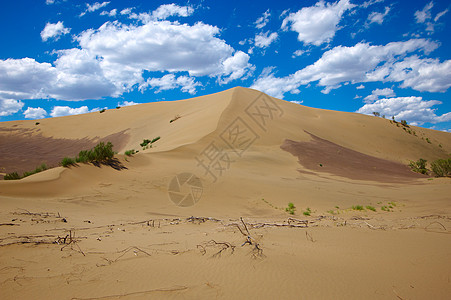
1 0 450 131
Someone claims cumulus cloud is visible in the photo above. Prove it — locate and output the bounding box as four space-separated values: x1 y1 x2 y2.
100 9 117 17
367 6 391 25
0 99 24 117
80 2 110 17
356 84 365 89
118 100 139 107
254 31 278 48
251 39 448 98
281 0 355 46
129 4 194 23
357 96 451 125
0 4 253 104
141 74 201 94
23 107 47 119
255 10 270 29
363 88 395 103
41 21 70 42
50 106 92 117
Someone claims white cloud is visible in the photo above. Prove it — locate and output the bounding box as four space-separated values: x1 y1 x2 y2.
255 10 270 29
281 0 355 46
141 74 201 95
220 51 254 84
80 1 110 17
361 0 384 8
50 106 92 117
254 31 278 48
367 6 390 25
100 9 117 17
363 87 395 103
120 8 133 15
129 4 194 23
23 107 47 119
252 39 445 98
357 96 451 125
434 9 448 22
290 100 303 104
356 84 365 89
41 21 70 42
415 1 433 23
46 0 55 4
118 100 139 107
0 99 24 117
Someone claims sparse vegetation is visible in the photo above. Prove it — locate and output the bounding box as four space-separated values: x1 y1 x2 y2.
35 122 40 125
400 120 408 127
61 142 114 168
4 163 48 180
125 149 136 156
381 206 390 212
409 158 428 174
302 207 312 216
170 114 181 123
366 205 376 212
140 137 161 150
352 205 364 211
99 109 106 113
285 202 296 215
372 112 380 117
430 158 451 177
426 137 431 144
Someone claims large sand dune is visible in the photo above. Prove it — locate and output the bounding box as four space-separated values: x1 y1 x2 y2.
0 87 450 299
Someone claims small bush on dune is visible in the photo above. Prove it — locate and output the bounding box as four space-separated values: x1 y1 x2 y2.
430 158 451 177
285 202 296 215
61 142 114 168
4 172 21 180
125 149 136 156
409 158 428 175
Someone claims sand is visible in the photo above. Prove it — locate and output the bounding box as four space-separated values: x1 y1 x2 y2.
0 87 450 299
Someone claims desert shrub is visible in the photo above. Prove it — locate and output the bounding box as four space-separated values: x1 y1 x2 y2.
151 136 160 143
430 158 451 177
170 115 181 123
302 207 311 216
285 203 296 215
125 149 136 156
426 138 431 144
409 158 428 175
366 206 376 212
372 112 380 117
140 139 151 147
400 120 408 127
4 172 21 180
99 109 106 113
352 205 364 211
23 163 48 177
61 157 76 167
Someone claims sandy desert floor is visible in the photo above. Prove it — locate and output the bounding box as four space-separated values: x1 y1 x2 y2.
0 87 450 299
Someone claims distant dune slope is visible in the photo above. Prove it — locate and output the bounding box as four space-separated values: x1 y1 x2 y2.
0 87 450 181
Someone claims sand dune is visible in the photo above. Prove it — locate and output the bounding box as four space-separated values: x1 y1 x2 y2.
0 87 450 299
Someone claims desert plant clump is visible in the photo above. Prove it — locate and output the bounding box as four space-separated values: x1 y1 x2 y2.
140 137 161 150
430 158 451 177
61 142 114 168
366 206 376 212
352 205 364 211
125 149 136 156
400 120 408 127
99 109 106 113
4 172 21 180
303 207 312 216
285 202 296 215
409 158 428 175
4 163 48 180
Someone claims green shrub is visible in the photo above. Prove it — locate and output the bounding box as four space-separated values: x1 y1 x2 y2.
99 109 106 113
140 139 151 147
151 136 160 143
302 207 311 216
366 206 376 212
400 120 408 127
61 157 76 167
4 172 21 180
352 205 364 211
23 163 48 177
285 202 296 215
409 158 428 174
430 158 451 177
125 149 136 156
